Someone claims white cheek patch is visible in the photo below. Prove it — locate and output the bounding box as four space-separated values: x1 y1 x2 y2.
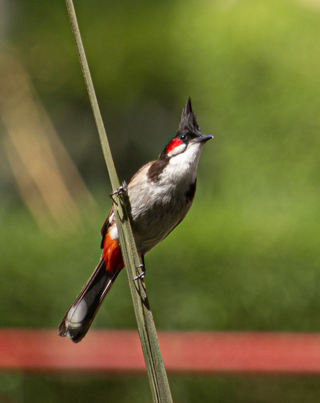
168 142 187 157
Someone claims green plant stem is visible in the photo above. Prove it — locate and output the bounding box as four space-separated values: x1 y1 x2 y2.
64 1 173 402
65 0 119 192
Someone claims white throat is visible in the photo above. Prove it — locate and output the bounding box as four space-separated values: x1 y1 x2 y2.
165 142 205 184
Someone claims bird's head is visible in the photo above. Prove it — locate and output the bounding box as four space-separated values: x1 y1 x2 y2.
159 98 213 160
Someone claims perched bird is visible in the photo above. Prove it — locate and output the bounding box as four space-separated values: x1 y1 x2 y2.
58 98 213 343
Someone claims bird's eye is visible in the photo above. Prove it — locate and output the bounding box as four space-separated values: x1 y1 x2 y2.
180 134 187 140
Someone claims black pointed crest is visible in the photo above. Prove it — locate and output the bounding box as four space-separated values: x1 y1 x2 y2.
158 98 202 161
178 98 201 134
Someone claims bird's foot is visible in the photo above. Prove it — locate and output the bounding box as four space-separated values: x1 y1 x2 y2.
109 181 128 205
133 264 145 281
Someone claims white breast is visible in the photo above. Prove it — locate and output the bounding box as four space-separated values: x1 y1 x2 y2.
126 141 205 255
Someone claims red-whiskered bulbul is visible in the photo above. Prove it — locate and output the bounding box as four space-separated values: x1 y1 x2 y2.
58 98 213 343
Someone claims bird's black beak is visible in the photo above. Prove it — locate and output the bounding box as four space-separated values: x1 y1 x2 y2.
195 134 214 143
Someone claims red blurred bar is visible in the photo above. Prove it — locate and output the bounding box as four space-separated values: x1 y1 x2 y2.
1 329 320 375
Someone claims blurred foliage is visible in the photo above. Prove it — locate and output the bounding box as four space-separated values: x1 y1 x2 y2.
3 373 320 403
1 0 320 401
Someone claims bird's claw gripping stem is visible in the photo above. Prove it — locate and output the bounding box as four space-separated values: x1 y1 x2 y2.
133 264 145 281
109 181 128 205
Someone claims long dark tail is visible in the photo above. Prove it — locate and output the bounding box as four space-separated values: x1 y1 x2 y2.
58 234 124 343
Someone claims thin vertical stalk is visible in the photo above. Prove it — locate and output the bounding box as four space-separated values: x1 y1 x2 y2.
64 2 173 402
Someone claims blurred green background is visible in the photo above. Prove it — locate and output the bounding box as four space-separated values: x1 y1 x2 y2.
1 0 320 401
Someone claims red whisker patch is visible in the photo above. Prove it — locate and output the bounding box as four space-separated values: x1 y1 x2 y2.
166 138 183 154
